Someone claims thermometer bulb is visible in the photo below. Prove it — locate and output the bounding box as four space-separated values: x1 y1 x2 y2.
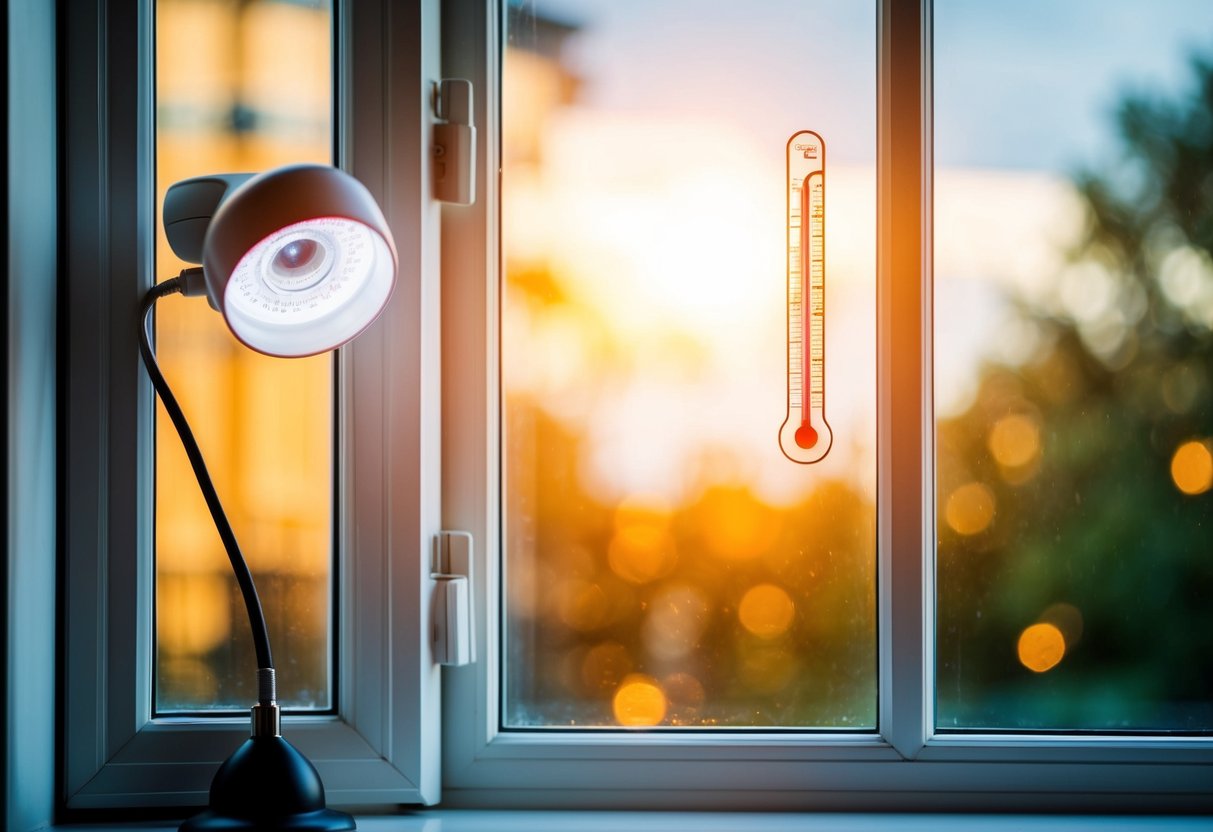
794 423 818 450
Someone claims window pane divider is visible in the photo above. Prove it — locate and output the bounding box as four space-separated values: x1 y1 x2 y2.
877 0 934 760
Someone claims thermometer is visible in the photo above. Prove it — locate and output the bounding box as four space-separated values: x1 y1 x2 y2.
779 131 832 463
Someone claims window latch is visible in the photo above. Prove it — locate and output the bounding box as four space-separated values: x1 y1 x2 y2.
431 530 475 666
432 79 476 206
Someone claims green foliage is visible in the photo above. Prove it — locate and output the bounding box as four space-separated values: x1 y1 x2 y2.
937 52 1213 730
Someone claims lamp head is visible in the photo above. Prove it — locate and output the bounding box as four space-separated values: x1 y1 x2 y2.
163 164 397 357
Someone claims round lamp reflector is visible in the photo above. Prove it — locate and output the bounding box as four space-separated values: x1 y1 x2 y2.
224 217 394 356
202 164 397 357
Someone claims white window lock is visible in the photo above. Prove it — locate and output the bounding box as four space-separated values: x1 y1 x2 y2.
431 530 475 666
432 79 476 206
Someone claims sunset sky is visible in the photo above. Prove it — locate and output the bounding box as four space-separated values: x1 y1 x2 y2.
505 0 1210 499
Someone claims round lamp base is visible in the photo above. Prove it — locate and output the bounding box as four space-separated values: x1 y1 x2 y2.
180 807 356 832
179 734 355 832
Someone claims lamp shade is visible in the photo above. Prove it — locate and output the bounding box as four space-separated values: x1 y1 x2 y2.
201 164 397 357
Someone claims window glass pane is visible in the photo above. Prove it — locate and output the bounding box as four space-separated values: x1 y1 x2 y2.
154 0 333 712
502 0 876 728
935 0 1213 730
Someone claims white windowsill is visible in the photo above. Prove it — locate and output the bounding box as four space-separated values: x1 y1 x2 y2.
51 811 1211 831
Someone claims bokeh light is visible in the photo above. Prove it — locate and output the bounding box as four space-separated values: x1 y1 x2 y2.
699 487 782 562
738 583 796 639
988 413 1041 469
1017 622 1066 673
1170 440 1213 495
613 674 667 727
608 497 678 584
944 482 996 535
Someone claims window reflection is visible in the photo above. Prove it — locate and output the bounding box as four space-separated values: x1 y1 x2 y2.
936 0 1213 730
155 0 332 712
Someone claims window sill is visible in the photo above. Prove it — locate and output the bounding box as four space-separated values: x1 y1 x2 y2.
52 811 1210 831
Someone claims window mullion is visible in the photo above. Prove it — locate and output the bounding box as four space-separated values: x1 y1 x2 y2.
439 0 502 772
877 0 934 759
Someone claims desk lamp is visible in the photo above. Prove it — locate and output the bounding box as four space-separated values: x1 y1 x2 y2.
144 164 397 831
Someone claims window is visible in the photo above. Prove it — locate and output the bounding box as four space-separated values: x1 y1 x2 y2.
934 0 1213 733
58 0 1212 815
63 0 440 809
438 0 1213 810
497 0 877 732
154 0 335 714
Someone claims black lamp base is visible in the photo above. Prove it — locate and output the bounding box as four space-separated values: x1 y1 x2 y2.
180 808 355 831
180 734 355 832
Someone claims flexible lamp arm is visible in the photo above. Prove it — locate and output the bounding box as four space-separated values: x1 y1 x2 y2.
162 164 388 831
139 272 276 696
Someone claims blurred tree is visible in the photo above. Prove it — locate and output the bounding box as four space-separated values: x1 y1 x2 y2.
937 53 1213 730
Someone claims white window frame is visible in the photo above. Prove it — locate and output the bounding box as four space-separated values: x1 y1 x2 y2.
436 0 1213 811
61 0 445 810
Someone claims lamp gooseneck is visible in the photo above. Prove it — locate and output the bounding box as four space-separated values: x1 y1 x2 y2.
145 273 355 831
138 273 275 692
155 166 396 671
156 164 390 832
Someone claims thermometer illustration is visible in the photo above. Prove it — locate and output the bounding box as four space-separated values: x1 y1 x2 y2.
779 131 832 463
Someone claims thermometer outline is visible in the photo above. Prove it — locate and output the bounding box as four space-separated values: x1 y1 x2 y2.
779 130 833 464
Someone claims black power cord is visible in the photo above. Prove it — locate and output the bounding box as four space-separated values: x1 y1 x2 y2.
138 273 276 696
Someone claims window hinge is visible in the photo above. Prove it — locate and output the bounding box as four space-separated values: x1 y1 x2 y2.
431 530 475 666
432 79 476 206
